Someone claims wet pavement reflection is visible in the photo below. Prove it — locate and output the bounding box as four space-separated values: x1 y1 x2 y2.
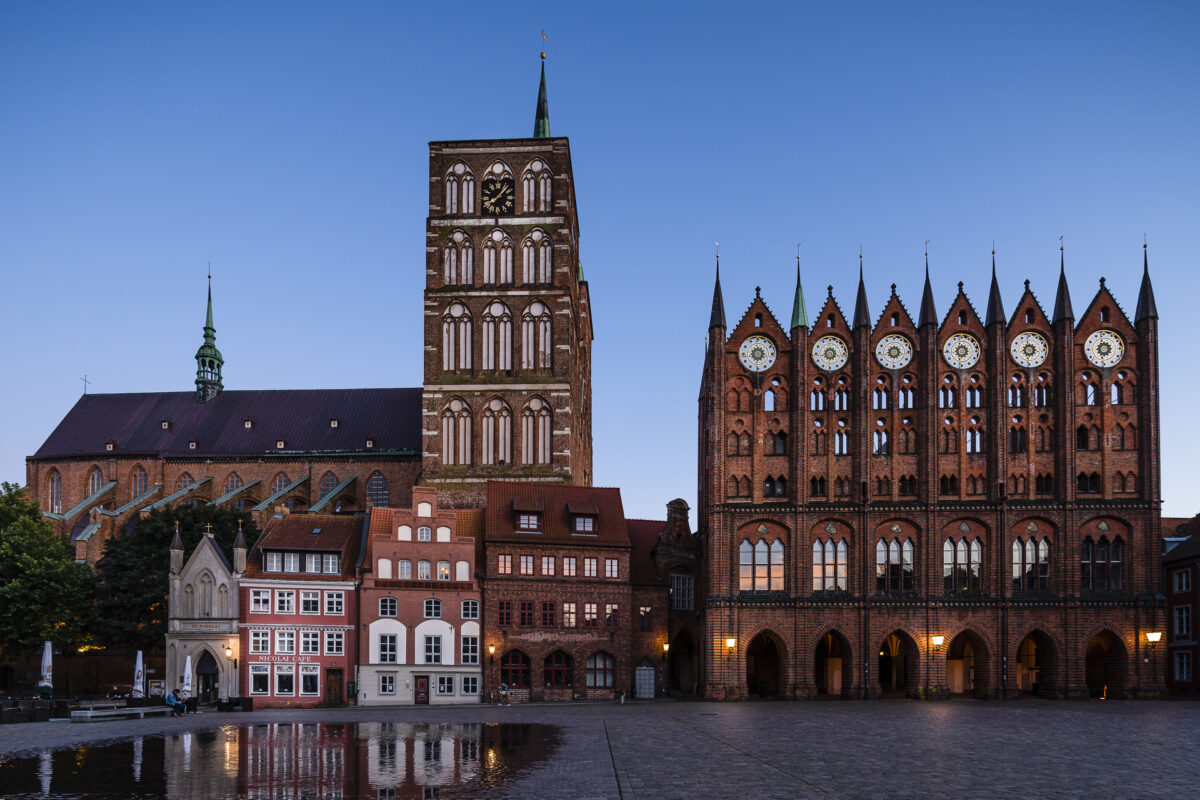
0 722 559 799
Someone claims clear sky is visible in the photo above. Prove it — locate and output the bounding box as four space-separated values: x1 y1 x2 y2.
1 1 1197 523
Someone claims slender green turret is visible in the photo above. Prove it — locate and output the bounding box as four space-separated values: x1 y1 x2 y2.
533 56 551 138
790 257 809 330
195 274 224 401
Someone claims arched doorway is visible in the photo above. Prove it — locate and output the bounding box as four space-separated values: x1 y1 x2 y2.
668 631 697 695
196 650 219 705
746 632 785 698
1016 630 1058 697
814 631 852 698
946 631 990 698
1085 631 1127 699
878 632 917 697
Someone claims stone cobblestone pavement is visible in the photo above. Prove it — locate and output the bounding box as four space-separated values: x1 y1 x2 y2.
2 699 1198 799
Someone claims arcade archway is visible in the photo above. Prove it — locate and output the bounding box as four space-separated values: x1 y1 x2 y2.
878 631 918 697
746 631 786 698
1085 630 1127 699
668 631 697 695
945 630 990 698
814 631 852 698
1016 630 1058 697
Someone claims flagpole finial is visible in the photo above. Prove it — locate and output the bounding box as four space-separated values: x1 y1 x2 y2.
540 29 547 60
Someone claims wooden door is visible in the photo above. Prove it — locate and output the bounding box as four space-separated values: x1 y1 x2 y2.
325 669 343 705
414 675 430 704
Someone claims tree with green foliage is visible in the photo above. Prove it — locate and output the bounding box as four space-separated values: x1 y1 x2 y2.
0 483 98 659
94 504 259 654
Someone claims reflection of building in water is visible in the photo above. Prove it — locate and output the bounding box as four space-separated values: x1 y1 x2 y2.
240 722 360 800
356 722 480 798
164 729 240 798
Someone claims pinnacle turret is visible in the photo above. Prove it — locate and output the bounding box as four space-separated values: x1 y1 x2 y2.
985 252 1005 326
790 258 809 330
1052 249 1074 324
195 274 224 401
852 261 870 329
533 57 551 139
1135 244 1158 322
709 259 726 330
918 253 937 328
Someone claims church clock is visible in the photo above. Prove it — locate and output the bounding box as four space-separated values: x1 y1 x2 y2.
738 336 777 372
1083 330 1125 368
481 178 515 214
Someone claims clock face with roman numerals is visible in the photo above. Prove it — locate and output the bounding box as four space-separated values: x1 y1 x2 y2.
481 178 514 215
738 336 777 372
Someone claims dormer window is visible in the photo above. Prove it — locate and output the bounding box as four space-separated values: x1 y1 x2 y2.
513 498 544 532
366 439 375 449
574 516 595 533
188 441 197 450
105 442 115 451
161 420 170 430
517 513 541 532
568 500 599 535
330 419 339 428
276 440 286 449
244 420 253 429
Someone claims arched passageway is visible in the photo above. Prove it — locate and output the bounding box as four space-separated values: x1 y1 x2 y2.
1016 631 1058 697
946 631 990 698
1085 631 1127 699
196 650 219 705
668 631 697 695
878 632 918 697
814 631 852 698
746 632 785 698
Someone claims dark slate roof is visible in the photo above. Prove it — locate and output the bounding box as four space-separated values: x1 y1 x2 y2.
1164 534 1200 564
33 388 422 459
627 518 667 585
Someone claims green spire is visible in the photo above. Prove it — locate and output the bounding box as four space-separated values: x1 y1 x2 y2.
790 256 809 330
195 272 224 401
533 56 551 138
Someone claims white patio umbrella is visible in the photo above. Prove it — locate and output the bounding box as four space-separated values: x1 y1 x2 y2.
182 654 193 699
132 651 145 698
37 641 53 695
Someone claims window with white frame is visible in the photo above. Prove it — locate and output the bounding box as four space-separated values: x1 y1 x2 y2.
584 558 597 578
498 554 512 574
1175 606 1192 638
301 630 321 654
250 664 269 694
301 590 320 614
437 675 454 695
398 559 412 579
379 597 398 617
462 635 478 664
276 590 295 614
275 630 296 654
574 516 595 534
462 675 479 695
1176 651 1193 682
250 590 270 613
438 560 451 580
325 630 344 656
520 555 534 575
250 630 270 654
324 554 339 573
418 560 431 580
306 553 321 572
379 674 396 695
266 553 282 572
517 513 541 531
284 553 300 572
462 599 479 619
425 635 442 664
563 557 577 577
418 526 432 542
1175 570 1192 594
300 664 320 695
275 663 295 695
424 598 442 618
325 591 344 615
379 634 398 663
605 558 618 579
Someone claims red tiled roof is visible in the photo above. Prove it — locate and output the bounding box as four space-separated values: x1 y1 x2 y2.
454 509 485 541
627 518 666 585
244 513 363 579
485 481 629 546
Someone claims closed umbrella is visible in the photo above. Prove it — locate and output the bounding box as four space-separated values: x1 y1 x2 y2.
38 641 53 698
182 654 193 699
132 651 145 698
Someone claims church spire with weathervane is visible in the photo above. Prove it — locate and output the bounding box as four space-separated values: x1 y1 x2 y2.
533 47 551 139
194 272 224 402
790 249 809 330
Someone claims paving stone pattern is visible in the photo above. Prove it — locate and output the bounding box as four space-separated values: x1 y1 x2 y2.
2 699 1198 799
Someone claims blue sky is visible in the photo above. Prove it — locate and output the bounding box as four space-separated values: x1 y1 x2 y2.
1 1 1197 522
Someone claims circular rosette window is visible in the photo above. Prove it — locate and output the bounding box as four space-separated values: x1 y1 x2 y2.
738 335 777 372
875 334 913 370
811 336 848 372
1083 329 1125 368
1009 331 1049 368
943 333 981 370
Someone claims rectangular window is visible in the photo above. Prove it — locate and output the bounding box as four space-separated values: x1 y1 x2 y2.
574 516 595 534
462 676 479 696
584 558 597 578
379 634 397 664
1176 651 1193 682
584 602 598 627
324 554 339 573
542 556 555 576
250 589 270 613
284 552 299 572
306 553 321 572
379 674 396 695
325 591 344 615
300 590 320 614
275 590 295 614
425 635 442 664
437 675 454 695
639 606 652 631
325 631 344 656
275 663 295 696
671 573 695 610
462 599 479 619
605 558 618 579
563 557 577 577
517 513 541 531
301 630 321 655
379 597 398 617
497 554 512 575
519 601 534 626
250 630 270 654
498 601 512 626
541 601 555 626
462 635 478 665
300 664 320 695
424 598 442 618
1175 570 1192 594
1175 606 1192 638
266 552 282 572
520 555 534 575
417 560 431 580
275 629 295 654
563 602 576 627
250 664 269 694
605 603 619 628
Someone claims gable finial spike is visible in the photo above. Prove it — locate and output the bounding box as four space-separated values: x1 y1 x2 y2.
755 285 761 298
827 284 834 298
1100 276 1106 288
1024 278 1030 290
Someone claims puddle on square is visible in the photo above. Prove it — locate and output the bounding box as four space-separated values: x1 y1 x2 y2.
0 721 558 799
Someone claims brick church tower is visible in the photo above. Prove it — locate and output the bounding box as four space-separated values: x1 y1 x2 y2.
421 57 594 507
698 248 1165 701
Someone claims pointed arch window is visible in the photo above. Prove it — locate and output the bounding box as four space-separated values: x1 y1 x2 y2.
897 385 915 409
318 472 338 499
873 428 889 455
521 301 552 370
833 388 849 411
739 537 784 591
130 466 148 499
442 302 473 371
538 169 552 211
943 537 982 593
1012 537 1050 591
176 473 194 492
483 231 514 284
965 426 984 454
482 301 513 371
443 399 473 466
1081 535 1123 591
521 229 553 284
1008 383 1026 407
445 163 474 214
834 429 849 456
521 397 551 465
1008 426 1027 454
223 472 243 496
872 388 889 410
810 389 826 410
939 383 957 409
46 469 62 514
482 398 513 466
444 231 474 285
87 467 104 496
876 538 914 593
965 386 983 408
366 472 389 507
812 538 848 591
810 476 827 497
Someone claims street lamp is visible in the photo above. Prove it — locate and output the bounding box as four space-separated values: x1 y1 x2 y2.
725 637 737 653
931 635 945 648
488 643 496 664
662 642 670 661
225 645 237 669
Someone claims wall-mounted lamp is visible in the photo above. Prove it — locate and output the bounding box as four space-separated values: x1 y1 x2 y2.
725 637 737 653
225 645 237 670
488 643 496 664
1146 631 1163 644
662 642 670 661
931 635 945 648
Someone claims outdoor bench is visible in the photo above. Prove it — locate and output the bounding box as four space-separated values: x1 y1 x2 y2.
70 705 175 723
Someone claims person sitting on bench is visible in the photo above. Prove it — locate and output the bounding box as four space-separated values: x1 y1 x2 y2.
165 688 186 717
